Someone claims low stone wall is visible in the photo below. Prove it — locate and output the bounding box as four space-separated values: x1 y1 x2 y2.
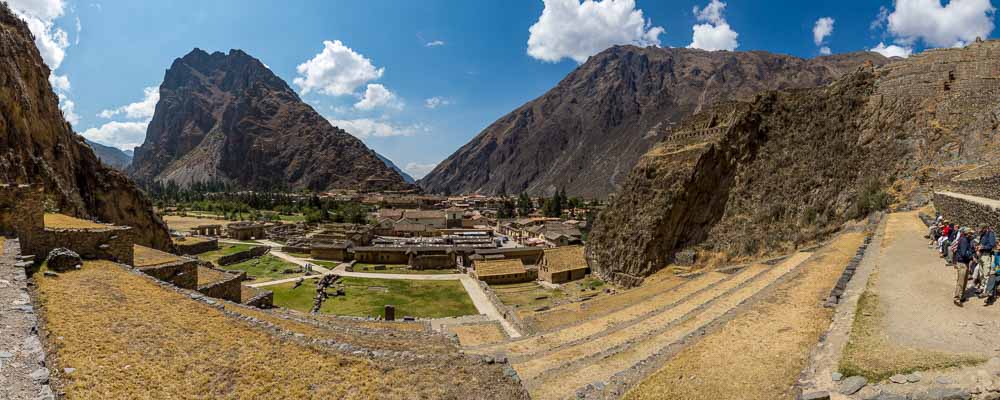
949 176 1000 201
197 267 243 303
933 192 1000 229
242 286 274 308
174 237 218 255
137 258 198 290
478 281 531 336
217 246 270 266
32 226 136 266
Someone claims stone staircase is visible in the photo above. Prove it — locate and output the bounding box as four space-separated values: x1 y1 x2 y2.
469 252 814 399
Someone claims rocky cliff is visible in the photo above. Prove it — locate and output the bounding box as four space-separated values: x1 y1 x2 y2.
128 49 409 191
419 46 888 198
588 39 1000 287
0 4 171 250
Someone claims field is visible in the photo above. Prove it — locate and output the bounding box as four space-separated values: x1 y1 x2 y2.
269 276 477 318
196 243 256 264
161 214 226 232
353 263 456 275
43 213 108 229
222 254 304 283
492 282 567 312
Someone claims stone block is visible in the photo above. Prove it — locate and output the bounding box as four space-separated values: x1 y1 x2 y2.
46 248 81 272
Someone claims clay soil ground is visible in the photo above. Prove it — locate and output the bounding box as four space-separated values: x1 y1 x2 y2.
35 260 505 399
269 276 477 318
624 231 865 400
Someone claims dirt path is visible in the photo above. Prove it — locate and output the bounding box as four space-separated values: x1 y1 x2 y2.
623 231 865 400
876 211 1000 356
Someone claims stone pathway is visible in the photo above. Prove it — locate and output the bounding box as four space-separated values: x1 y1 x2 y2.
0 239 54 400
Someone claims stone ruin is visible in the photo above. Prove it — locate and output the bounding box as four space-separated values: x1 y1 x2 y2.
310 274 343 314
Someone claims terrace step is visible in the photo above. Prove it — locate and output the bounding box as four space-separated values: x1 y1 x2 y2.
521 252 813 400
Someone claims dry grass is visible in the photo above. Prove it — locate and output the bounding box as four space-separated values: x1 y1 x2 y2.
625 232 865 400
132 244 183 267
449 323 508 347
35 260 397 399
0 237 5 255
43 213 107 230
174 236 213 245
161 215 226 232
197 265 234 286
838 272 984 381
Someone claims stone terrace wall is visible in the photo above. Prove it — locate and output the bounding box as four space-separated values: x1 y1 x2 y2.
947 176 1000 202
197 267 243 303
138 258 198 290
478 280 531 335
33 226 136 266
242 286 274 308
933 192 1000 229
173 237 218 255
217 246 270 266
0 185 44 255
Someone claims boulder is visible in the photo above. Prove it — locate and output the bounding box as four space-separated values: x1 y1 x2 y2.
839 376 868 395
46 248 81 272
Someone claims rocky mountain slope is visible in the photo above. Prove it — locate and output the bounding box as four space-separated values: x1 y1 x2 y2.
588 40 1000 287
0 4 171 250
85 139 132 170
375 153 415 183
419 46 888 198
128 49 409 192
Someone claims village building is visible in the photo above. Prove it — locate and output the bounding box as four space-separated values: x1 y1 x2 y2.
538 245 589 283
227 222 267 241
473 247 545 265
527 222 584 247
472 258 536 284
310 240 352 261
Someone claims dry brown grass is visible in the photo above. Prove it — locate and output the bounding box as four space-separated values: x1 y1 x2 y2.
625 232 865 400
161 215 226 232
132 244 183 267
449 323 508 347
43 213 107 229
35 260 392 399
174 236 212 245
0 237 5 255
197 265 233 286
838 272 983 381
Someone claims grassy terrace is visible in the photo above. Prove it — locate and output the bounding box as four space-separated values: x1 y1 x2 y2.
132 245 183 267
43 213 108 229
352 263 457 275
270 277 477 318
223 254 304 283
34 260 406 398
196 243 255 264
493 282 567 312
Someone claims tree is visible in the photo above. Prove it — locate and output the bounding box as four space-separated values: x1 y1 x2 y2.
516 193 533 217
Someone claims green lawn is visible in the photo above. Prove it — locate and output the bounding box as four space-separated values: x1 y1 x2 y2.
222 254 305 283
285 251 313 259
269 276 476 318
352 263 457 275
197 243 255 264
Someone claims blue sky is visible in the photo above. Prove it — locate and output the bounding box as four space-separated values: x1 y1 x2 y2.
8 0 998 177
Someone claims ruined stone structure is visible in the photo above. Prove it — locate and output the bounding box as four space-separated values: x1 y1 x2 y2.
216 246 270 266
191 225 222 236
0 185 44 253
227 222 267 241
197 265 243 303
173 236 219 255
310 241 351 261
933 193 1000 231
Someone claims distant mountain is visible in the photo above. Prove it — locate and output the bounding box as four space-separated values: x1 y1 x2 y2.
0 4 172 250
124 149 134 157
375 153 415 184
85 139 132 170
418 45 889 198
128 48 409 192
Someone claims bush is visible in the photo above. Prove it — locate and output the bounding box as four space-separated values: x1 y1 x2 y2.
850 178 893 219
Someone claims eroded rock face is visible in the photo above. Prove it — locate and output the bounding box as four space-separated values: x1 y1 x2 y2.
0 5 172 251
419 45 888 198
128 48 409 192
589 40 1000 287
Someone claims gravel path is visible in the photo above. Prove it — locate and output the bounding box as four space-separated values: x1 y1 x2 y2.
877 211 1000 356
0 240 53 400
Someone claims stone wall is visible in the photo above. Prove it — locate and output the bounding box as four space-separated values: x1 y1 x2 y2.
947 176 1000 202
197 267 243 303
173 237 218 255
137 258 198 290
410 254 456 270
0 185 44 255
242 286 274 308
33 226 136 266
478 280 531 335
933 192 1000 229
217 246 270 266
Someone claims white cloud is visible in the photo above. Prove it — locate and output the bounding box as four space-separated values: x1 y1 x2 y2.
872 6 890 31
354 83 402 111
885 0 995 48
424 97 452 109
526 0 664 63
819 46 832 55
328 117 424 139
688 0 739 51
98 86 159 120
425 40 446 47
404 162 438 179
871 42 914 58
813 17 834 46
80 121 148 151
293 40 384 96
49 73 70 92
57 93 78 125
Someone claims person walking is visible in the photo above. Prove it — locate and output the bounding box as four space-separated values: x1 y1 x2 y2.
955 228 976 306
985 249 1000 305
976 225 996 295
